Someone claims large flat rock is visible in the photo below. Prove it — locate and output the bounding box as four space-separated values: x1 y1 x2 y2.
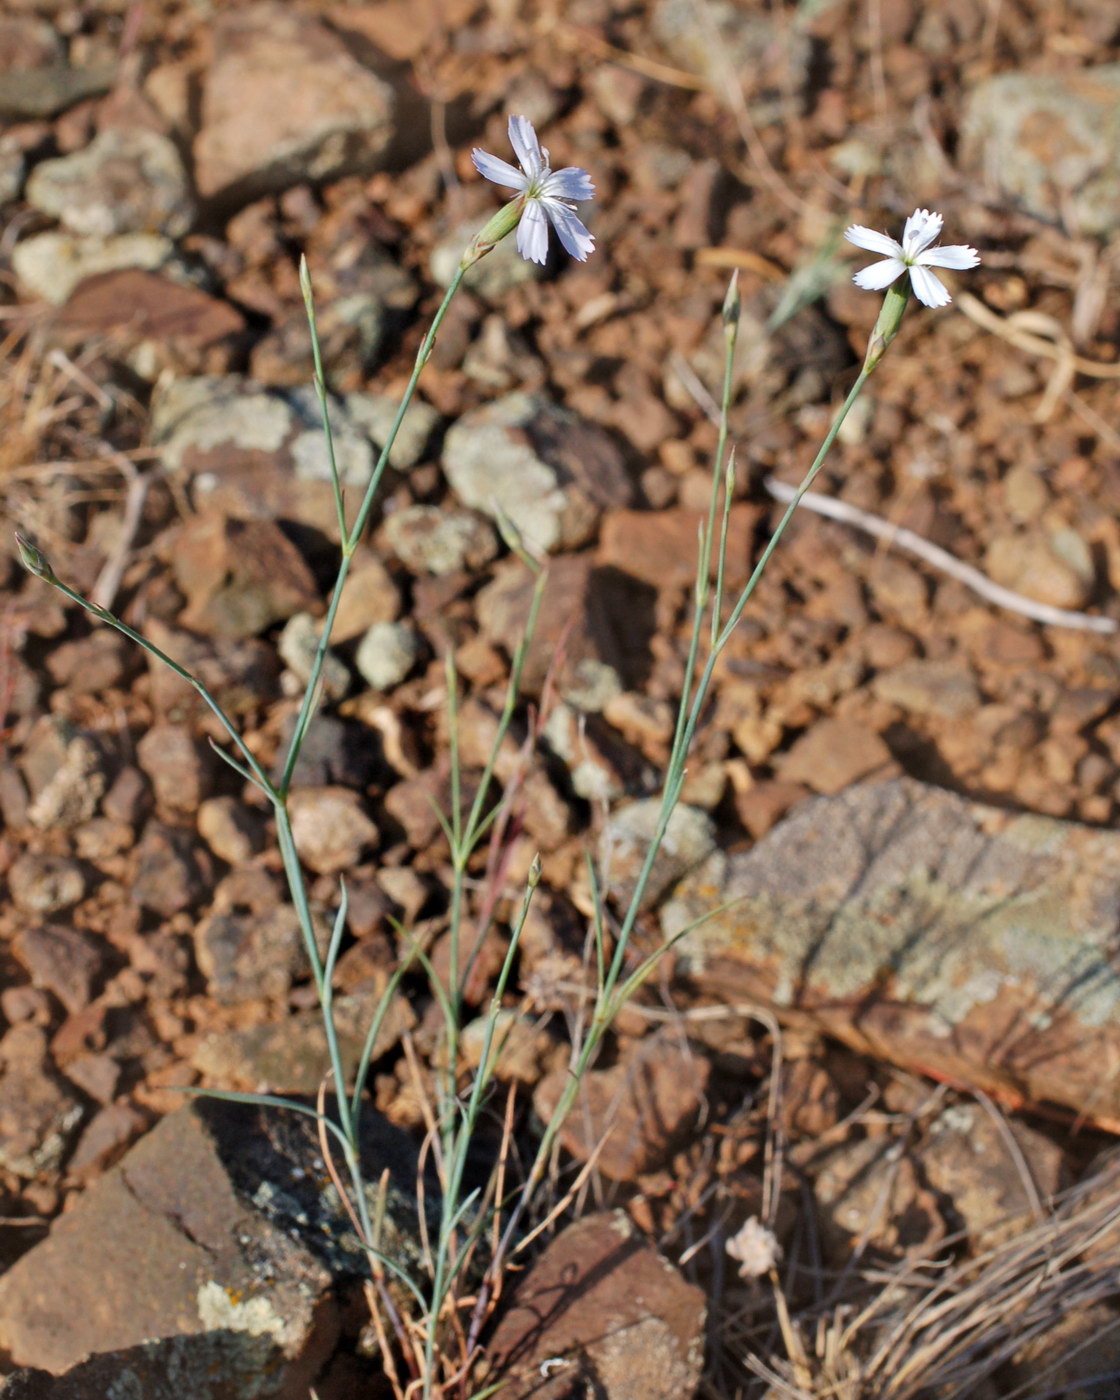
0 1098 423 1394
664 778 1120 1127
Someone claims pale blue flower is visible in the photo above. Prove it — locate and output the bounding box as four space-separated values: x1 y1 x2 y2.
471 115 595 264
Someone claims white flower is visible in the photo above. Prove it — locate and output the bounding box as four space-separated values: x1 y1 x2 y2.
471 115 595 265
726 1216 781 1279
844 208 980 308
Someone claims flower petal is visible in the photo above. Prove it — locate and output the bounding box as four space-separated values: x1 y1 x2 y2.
853 257 905 291
516 197 550 263
908 263 952 308
902 208 943 258
541 199 595 261
541 165 595 203
844 225 902 258
917 243 981 271
508 115 544 181
471 149 527 190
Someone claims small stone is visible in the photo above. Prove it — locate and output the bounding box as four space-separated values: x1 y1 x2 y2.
7 853 87 915
443 391 634 554
44 629 133 693
345 392 440 470
534 1039 710 1182
101 765 150 826
459 1010 551 1084
984 528 1095 611
328 548 401 642
288 786 378 875
13 926 107 1015
26 127 195 237
431 217 542 297
0 1025 85 1178
277 612 350 700
598 504 759 592
191 995 412 1092
1002 464 1050 521
921 1102 1064 1247
485 1211 706 1400
476 553 647 699
601 799 717 912
543 703 655 803
872 657 981 720
132 821 210 918
194 908 310 1003
12 230 177 305
136 722 216 814
62 1052 120 1106
194 2 397 202
778 717 894 795
812 1135 942 1261
379 504 498 576
170 513 322 640
197 796 265 864
354 620 421 691
67 1102 147 1176
20 720 106 831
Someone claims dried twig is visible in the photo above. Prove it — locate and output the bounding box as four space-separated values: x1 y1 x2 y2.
763 474 1118 635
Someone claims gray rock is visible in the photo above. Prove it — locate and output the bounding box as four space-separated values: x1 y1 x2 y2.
963 67 1120 236
133 820 210 918
443 392 633 554
154 376 373 486
190 996 413 1094
431 217 542 296
354 619 421 690
652 0 812 123
345 392 440 470
150 375 376 531
25 128 195 238
0 1098 425 1391
663 777 1120 1124
601 798 717 912
12 229 177 305
7 854 87 915
0 63 113 121
277 612 350 700
194 908 310 1004
380 504 498 576
19 718 106 830
194 2 397 203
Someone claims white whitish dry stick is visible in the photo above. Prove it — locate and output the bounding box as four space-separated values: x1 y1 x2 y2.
763 474 1118 635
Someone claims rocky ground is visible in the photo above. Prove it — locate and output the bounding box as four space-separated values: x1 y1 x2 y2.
2 0 1120 1396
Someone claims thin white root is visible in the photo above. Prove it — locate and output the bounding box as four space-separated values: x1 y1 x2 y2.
763 475 1118 635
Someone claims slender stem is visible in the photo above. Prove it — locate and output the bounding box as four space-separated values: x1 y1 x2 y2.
488 365 875 1283
280 266 468 797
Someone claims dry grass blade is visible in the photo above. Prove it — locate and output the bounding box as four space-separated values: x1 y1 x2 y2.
743 1151 1120 1399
